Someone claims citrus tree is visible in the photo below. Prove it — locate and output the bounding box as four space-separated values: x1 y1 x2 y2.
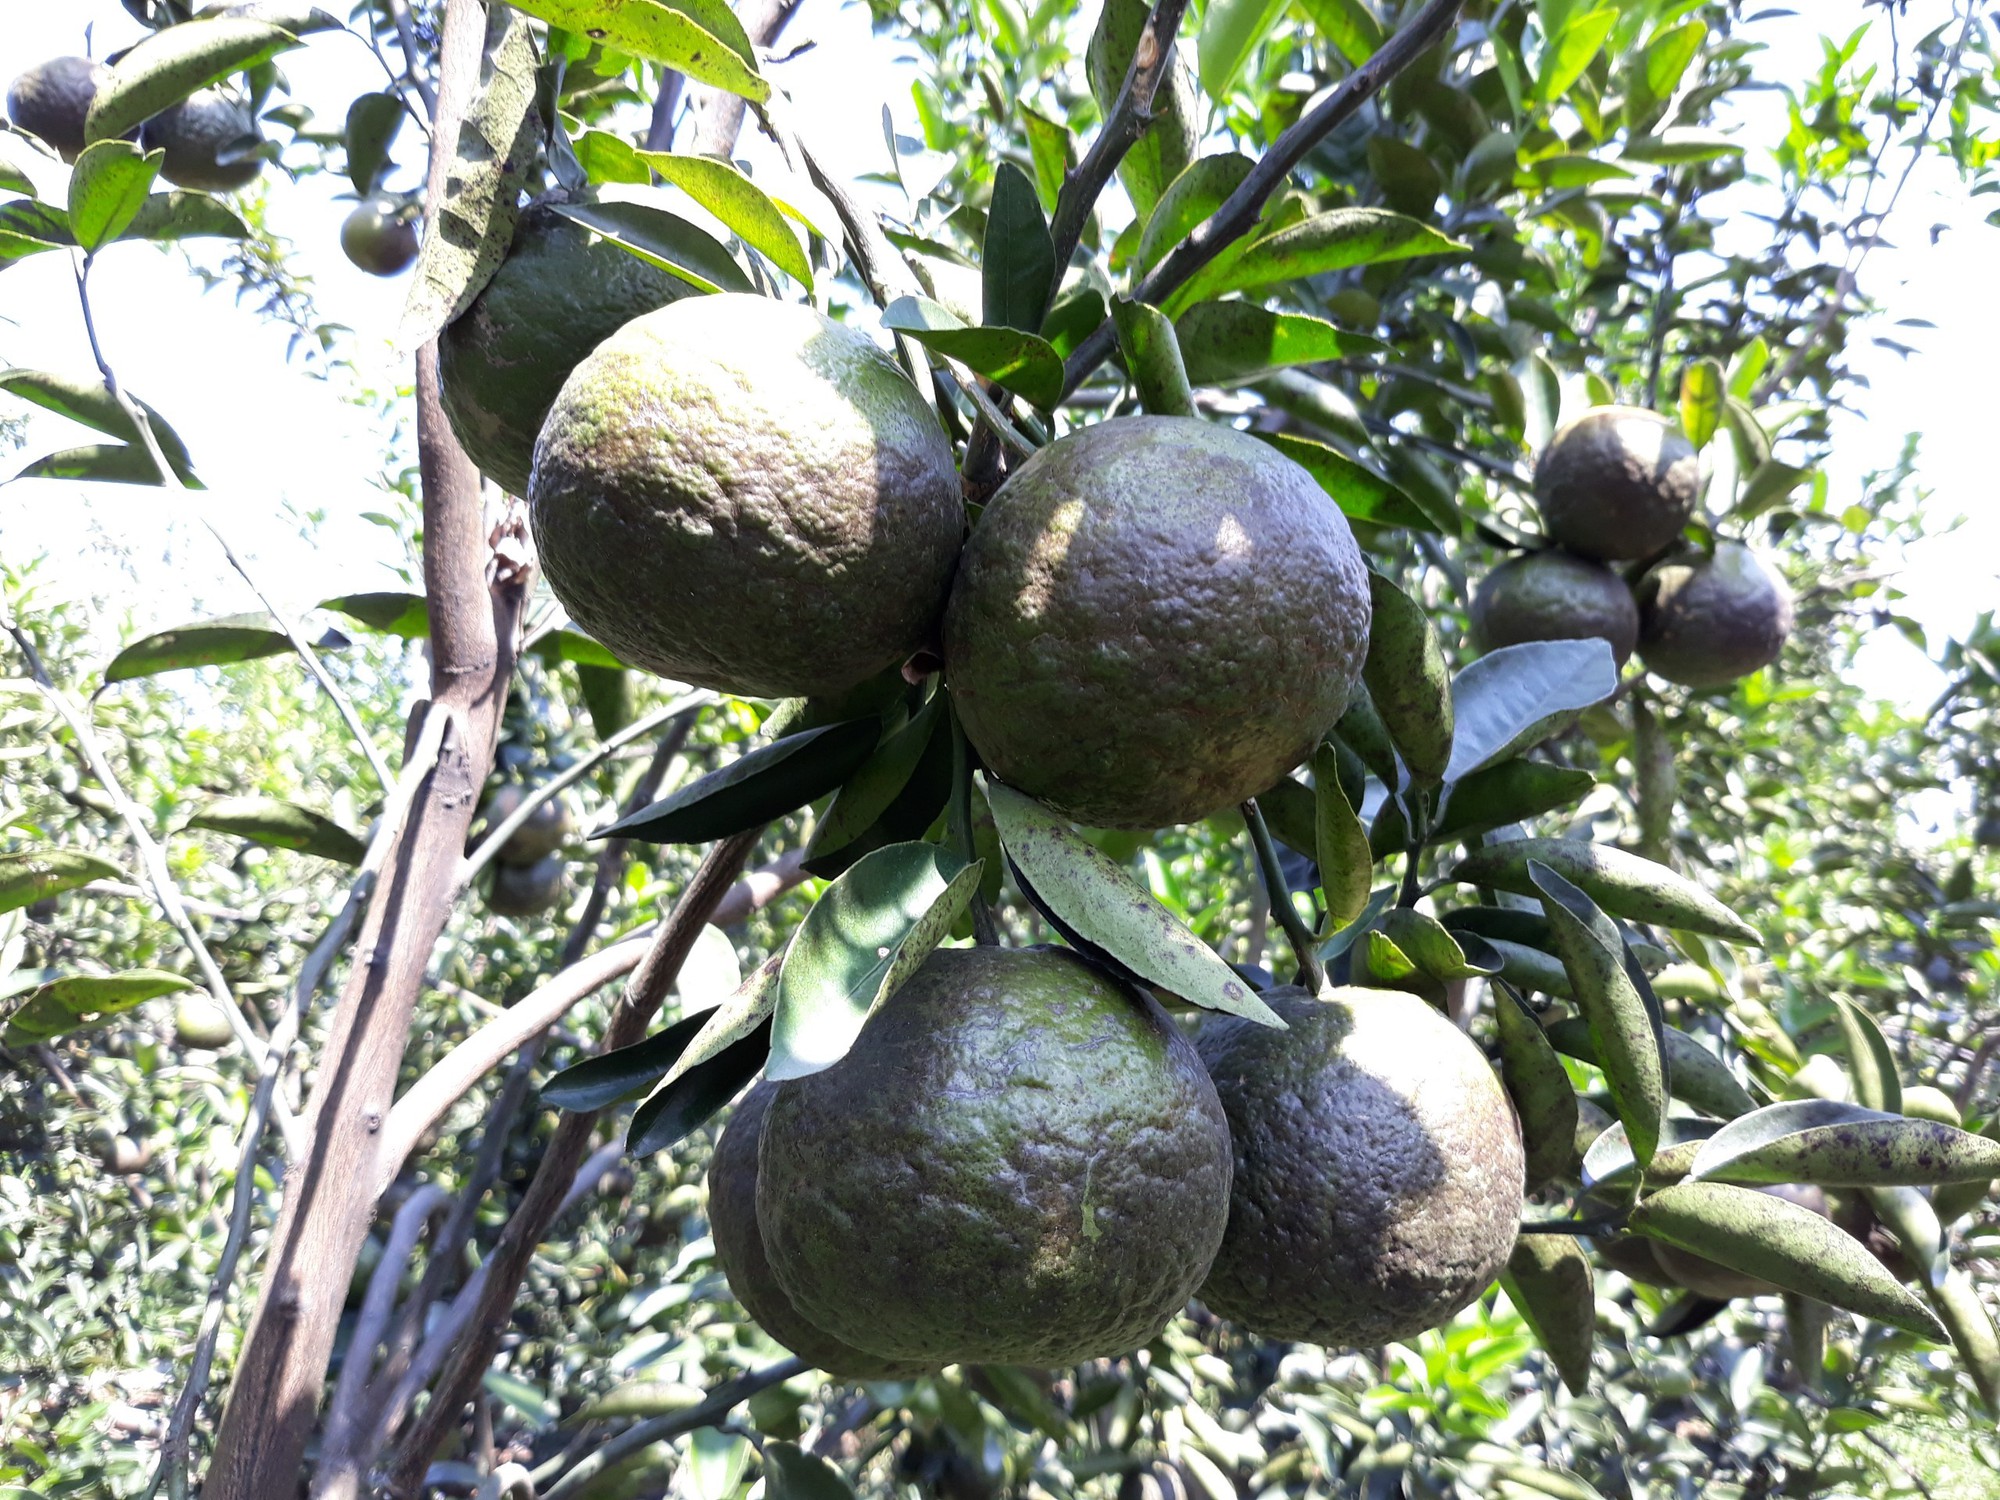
5 2 2000 1498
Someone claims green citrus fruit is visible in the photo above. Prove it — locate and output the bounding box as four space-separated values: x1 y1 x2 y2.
1469 549 1640 664
173 994 236 1051
942 416 1370 829
480 782 573 865
439 203 696 498
531 294 963 699
1636 541 1793 687
757 945 1233 1367
341 199 418 277
1195 986 1524 1346
1534 407 1697 562
709 1081 931 1377
141 89 263 192
487 854 564 917
7 57 109 161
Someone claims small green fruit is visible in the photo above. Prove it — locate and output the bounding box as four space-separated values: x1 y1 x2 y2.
174 995 236 1050
487 854 564 917
481 782 573 865
1534 407 1697 562
341 199 418 276
1469 549 1640 664
141 89 264 192
1636 541 1794 687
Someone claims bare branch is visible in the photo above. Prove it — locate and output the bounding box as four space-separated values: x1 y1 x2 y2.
688 0 804 157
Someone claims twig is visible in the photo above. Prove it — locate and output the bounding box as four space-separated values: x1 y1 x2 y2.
79 880 261 922
688 0 804 158
1240 798 1324 994
457 691 712 890
948 707 997 946
326 1182 451 1450
1060 0 1467 398
540 1359 809 1500
383 0 437 115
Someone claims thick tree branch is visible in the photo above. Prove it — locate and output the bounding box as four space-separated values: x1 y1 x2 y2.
689 0 804 157
1061 0 1467 397
383 828 765 1494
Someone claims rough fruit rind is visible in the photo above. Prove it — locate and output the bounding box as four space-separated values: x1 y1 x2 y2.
1534 407 1698 562
439 203 695 497
531 294 964 700
341 200 418 277
1469 549 1640 664
1196 986 1525 1347
142 89 263 192
7 57 108 161
943 416 1370 829
757 945 1233 1367
708 1081 931 1377
1636 541 1793 687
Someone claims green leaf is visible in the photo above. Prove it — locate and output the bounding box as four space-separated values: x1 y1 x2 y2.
543 1006 716 1111
627 1015 771 1156
1379 908 1499 981
1487 936 1574 1000
881 295 1062 409
0 850 125 915
0 199 73 263
1933 1271 2000 1412
1446 639 1619 782
1253 775 1316 859
571 128 651 186
1020 105 1073 213
504 0 767 102
1334 685 1398 786
1833 994 1902 1114
1544 1017 1756 1121
1622 128 1742 163
1639 19 1707 106
0 369 198 484
635 150 811 287
602 719 882 845
686 1431 754 1500
1503 1234 1594 1394
1433 759 1596 842
655 953 781 1095
1677 358 1723 450
1139 153 1254 273
15 443 183 486
1735 459 1812 520
1534 7 1616 105
103 611 349 683
1495 986 1579 1188
84 16 303 144
1686 1100 2000 1188
576 664 632 740
1199 0 1290 102
763 1442 857 1500
68 141 161 252
1110 296 1195 417
1582 1116 1719 1195
1533 861 1667 1168
982 162 1056 333
482 1369 558 1429
1087 0 1197 220
1175 300 1385 388
396 14 538 349
1445 839 1760 944
1309 744 1371 931
1366 135 1444 218
1628 1181 1945 1340
1360 928 1418 985
768 843 980 1079
987 781 1281 1027
320 590 430 638
182 796 366 864
1255 433 1434 531
120 190 251 243
3 969 196 1047
1200 208 1464 298
1294 0 1386 65
803 692 950 876
1360 570 1453 785
344 91 404 197
550 197 754 295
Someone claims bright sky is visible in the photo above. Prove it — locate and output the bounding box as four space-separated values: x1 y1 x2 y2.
1 1 1993 708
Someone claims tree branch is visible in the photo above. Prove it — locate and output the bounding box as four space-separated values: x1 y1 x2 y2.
688 0 804 157
1060 0 1467 398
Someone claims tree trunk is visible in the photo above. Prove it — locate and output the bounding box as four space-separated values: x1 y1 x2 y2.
198 2 529 1493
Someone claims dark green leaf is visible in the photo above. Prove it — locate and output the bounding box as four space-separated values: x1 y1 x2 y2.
627 1017 771 1156
1503 1235 1594 1394
1254 775 1316 859
1544 1017 1756 1121
1446 839 1761 944
1366 135 1444 217
120 190 251 242
0 199 74 262
768 843 980 1079
1446 639 1619 782
0 850 125 915
0 369 198 484
544 1006 714 1111
68 141 160 251
1139 153 1255 272
982 162 1056 333
602 719 882 845
549 197 753 295
636 150 811 286
882 295 1062 409
1433 759 1595 842
1109 296 1195 417
1087 0 1197 219
763 1442 857 1500
576 664 632 741
344 90 403 196
654 953 781 1094
1175 300 1385 388
183 796 366 864
1333 684 1399 785
504 0 767 101
1687 1099 2000 1188
3 969 196 1047
1495 986 1579 1188
1197 209 1464 299
84 16 303 143
103 612 349 683
1360 570 1453 785
1488 936 1573 999
1310 744 1371 931
320 590 429 637
803 693 949 876
1254 432 1432 531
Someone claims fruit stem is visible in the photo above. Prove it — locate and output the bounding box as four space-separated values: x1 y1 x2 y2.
1241 798 1325 994
949 699 998 946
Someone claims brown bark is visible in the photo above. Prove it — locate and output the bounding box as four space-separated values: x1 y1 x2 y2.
198 3 529 1494
688 0 804 156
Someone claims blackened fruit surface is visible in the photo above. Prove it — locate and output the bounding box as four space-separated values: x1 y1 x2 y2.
142 90 263 192
709 1082 932 1378
757 945 1233 1368
1469 549 1640 664
439 203 694 498
943 416 1370 829
481 783 573 866
530 294 964 699
7 57 107 161
1196 986 1524 1347
1535 407 1698 562
1636 541 1794 687
341 200 418 276
486 854 563 917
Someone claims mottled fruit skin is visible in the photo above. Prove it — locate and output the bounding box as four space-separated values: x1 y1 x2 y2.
532 294 964 699
440 204 695 497
486 854 564 917
482 782 573 865
1469 549 1640 665
758 945 1233 1367
708 1082 931 1377
341 200 418 277
142 90 263 192
944 417 1370 828
1535 407 1698 562
1637 541 1794 687
7 57 108 161
1196 987 1525 1347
